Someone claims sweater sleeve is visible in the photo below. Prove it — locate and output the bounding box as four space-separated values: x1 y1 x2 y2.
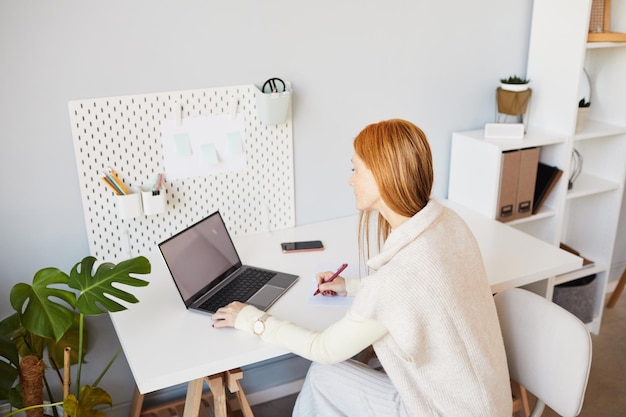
235 305 387 364
345 277 361 295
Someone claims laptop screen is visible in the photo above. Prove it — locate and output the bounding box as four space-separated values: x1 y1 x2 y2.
159 211 242 304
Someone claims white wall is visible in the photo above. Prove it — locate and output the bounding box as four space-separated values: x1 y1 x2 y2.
8 0 621 414
0 0 533 303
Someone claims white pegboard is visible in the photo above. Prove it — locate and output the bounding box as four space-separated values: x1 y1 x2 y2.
68 84 295 261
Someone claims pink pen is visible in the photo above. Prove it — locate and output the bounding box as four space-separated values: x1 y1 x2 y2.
314 263 348 296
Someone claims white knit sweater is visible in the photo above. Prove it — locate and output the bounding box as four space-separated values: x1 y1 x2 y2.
351 200 512 416
236 200 512 416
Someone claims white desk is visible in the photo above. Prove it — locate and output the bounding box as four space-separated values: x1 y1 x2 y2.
110 200 582 415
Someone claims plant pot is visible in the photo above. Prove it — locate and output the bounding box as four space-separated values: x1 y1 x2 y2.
496 88 532 116
576 107 590 133
499 82 530 92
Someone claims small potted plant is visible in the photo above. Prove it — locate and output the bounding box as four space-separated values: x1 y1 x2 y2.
497 75 532 122
576 98 591 132
499 75 530 91
0 255 151 417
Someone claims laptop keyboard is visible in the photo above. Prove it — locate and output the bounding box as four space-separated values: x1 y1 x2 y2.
199 268 277 312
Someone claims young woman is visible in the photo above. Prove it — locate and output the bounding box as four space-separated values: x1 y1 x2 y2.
212 119 512 416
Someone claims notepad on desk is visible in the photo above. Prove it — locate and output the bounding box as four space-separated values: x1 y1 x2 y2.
307 262 356 307
307 283 355 307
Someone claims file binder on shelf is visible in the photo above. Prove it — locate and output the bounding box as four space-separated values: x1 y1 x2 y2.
496 147 540 222
497 150 521 222
516 147 540 219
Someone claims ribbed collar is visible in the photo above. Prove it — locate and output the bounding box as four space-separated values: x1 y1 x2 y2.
367 199 443 270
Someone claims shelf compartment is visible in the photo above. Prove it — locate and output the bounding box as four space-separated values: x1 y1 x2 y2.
574 119 626 141
554 262 606 286
566 172 620 199
508 205 556 225
587 40 626 49
456 128 567 152
587 32 626 43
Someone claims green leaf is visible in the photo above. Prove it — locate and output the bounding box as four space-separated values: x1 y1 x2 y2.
0 313 21 339
9 385 24 410
46 314 85 368
0 334 19 401
63 386 112 417
68 256 150 316
13 327 45 358
9 268 76 341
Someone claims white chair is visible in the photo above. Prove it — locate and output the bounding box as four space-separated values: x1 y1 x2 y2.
494 288 592 417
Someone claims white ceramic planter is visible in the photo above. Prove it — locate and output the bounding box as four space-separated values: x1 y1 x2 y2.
499 82 530 92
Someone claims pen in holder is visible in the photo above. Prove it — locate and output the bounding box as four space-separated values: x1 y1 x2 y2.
142 173 166 216
117 193 142 219
103 167 143 219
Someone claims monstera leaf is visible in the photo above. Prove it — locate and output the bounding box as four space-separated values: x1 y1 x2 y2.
45 314 85 367
63 386 112 417
10 267 76 341
1 311 83 369
1 255 151 416
68 256 151 316
0 334 19 402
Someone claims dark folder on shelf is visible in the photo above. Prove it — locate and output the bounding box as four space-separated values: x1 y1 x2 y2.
532 162 563 214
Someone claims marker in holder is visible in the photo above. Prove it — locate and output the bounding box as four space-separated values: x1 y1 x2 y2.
142 189 166 216
142 173 166 216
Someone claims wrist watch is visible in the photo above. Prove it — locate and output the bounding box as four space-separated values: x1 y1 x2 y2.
253 313 271 336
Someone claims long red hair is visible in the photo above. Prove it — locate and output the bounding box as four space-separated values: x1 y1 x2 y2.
353 119 434 257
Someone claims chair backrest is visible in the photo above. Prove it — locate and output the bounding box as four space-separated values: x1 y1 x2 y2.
494 288 592 417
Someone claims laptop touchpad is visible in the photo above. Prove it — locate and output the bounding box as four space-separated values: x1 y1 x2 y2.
248 285 283 309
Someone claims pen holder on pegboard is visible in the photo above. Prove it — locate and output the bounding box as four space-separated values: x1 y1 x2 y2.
255 78 292 125
116 193 142 219
141 189 166 216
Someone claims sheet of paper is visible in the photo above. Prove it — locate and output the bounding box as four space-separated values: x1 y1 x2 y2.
306 262 357 307
201 143 219 166
160 113 247 180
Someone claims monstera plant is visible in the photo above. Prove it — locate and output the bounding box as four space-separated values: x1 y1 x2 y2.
0 255 150 417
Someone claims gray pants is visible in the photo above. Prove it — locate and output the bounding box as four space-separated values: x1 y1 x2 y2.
292 360 409 417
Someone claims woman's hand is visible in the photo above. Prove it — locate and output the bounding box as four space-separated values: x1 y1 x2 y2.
316 271 348 297
212 301 247 328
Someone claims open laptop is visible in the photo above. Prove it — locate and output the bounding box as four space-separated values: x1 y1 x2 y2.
158 210 299 314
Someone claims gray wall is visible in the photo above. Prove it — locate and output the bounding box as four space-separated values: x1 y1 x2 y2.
2 0 622 415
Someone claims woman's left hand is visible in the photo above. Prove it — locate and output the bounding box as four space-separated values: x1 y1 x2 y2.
212 301 247 328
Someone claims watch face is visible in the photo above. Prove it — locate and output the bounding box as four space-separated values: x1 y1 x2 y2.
254 320 265 335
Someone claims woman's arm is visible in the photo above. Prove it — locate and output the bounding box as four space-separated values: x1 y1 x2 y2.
216 303 386 364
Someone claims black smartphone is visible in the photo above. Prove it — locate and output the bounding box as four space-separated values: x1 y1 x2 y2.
281 240 325 253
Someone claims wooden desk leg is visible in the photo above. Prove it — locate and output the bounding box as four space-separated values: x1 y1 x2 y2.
226 369 253 417
206 374 227 417
511 381 530 417
129 385 145 417
182 378 206 417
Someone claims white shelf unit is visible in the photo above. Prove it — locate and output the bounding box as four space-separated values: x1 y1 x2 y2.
448 0 626 334
448 128 569 245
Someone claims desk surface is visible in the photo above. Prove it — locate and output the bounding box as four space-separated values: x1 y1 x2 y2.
110 200 582 394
